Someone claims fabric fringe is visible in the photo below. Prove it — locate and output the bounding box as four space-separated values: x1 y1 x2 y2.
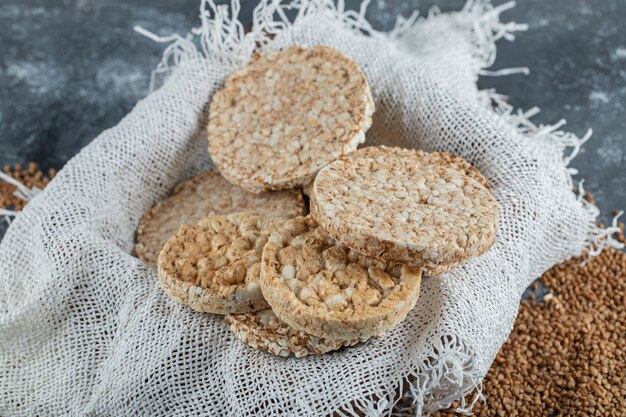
486 85 624 259
576 181 625 257
134 0 420 92
407 335 485 416
463 0 528 76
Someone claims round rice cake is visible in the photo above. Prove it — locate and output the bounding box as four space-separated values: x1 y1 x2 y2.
158 212 287 314
135 171 305 268
310 148 499 272
226 309 366 358
208 45 374 193
260 216 422 341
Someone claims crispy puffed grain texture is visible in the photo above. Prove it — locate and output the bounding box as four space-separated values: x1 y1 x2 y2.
226 309 366 358
347 146 491 275
310 151 499 271
349 145 490 189
303 146 486 198
260 216 422 341
135 171 305 267
208 45 374 193
158 213 287 314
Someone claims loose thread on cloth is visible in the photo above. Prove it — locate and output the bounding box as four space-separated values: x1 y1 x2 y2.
487 90 624 257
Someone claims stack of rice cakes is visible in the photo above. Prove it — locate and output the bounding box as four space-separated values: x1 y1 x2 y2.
134 45 499 357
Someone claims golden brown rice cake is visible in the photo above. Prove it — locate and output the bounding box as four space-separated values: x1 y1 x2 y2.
158 213 286 314
208 45 374 193
310 147 499 273
260 216 422 341
135 171 304 267
226 309 367 357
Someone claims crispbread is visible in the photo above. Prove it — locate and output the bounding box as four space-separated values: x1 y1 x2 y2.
135 171 305 267
260 216 422 341
226 309 366 357
207 45 374 193
310 148 499 272
158 212 286 314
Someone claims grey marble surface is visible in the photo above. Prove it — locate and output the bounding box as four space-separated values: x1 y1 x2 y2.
1 0 625 225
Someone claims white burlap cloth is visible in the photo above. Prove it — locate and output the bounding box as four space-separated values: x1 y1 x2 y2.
1 1 622 415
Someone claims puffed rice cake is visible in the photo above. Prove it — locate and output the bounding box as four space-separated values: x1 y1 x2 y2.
158 212 287 314
135 171 305 267
207 45 374 193
260 216 422 341
310 147 499 273
226 309 366 358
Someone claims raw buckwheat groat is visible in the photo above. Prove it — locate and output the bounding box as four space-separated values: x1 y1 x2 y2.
226 309 366 358
135 171 304 267
207 45 374 193
260 216 422 341
158 213 286 314
310 149 499 273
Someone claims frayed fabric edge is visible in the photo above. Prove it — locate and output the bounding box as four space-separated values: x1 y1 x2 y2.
134 0 420 93
328 334 484 417
485 85 624 258
113 0 619 416
468 0 623 256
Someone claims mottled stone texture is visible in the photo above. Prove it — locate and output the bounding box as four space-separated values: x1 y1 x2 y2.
1 0 624 221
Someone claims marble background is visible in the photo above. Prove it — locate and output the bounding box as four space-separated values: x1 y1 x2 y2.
1 0 625 225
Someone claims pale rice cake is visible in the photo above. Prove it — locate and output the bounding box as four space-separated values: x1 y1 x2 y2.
302 146 488 198
260 216 422 341
135 171 305 268
207 45 374 193
310 146 499 273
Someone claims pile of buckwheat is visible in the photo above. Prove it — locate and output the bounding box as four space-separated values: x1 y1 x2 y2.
0 163 56 211
432 246 626 417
